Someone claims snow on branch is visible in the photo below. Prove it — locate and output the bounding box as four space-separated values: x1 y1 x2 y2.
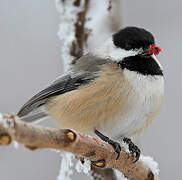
55 0 90 71
0 113 158 180
55 0 122 71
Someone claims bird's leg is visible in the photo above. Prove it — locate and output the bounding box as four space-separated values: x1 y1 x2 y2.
123 137 141 162
94 130 141 162
94 129 121 160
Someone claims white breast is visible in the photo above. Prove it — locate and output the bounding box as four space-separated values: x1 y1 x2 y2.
99 69 164 140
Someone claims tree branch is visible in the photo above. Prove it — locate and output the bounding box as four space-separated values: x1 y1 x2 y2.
0 114 155 180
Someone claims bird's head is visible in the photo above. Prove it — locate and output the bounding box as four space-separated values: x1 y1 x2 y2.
94 26 163 76
112 26 161 57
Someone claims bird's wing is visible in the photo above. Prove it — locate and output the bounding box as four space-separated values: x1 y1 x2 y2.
17 71 96 121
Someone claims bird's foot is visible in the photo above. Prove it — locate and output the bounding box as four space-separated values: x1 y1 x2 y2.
95 129 121 160
123 137 141 162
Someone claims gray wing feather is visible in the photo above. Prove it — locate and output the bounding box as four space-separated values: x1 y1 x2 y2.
17 53 109 121
17 71 96 118
20 110 48 123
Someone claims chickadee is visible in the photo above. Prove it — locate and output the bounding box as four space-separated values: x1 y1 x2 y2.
17 27 164 161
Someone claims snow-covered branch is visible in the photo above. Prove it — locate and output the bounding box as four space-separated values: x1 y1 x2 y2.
55 0 122 71
0 113 157 180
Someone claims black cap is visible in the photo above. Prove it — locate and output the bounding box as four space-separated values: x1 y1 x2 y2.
113 27 155 51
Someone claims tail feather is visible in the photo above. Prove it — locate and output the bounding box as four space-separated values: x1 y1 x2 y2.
18 109 48 123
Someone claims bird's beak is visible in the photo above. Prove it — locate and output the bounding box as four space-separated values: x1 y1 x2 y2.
149 45 162 56
141 45 162 56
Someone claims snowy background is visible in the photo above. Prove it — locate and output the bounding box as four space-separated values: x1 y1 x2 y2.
0 0 181 179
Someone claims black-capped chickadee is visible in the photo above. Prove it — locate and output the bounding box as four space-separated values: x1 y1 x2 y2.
17 27 164 161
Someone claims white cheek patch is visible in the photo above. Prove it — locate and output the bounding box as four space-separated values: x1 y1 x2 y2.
108 47 141 61
92 37 142 62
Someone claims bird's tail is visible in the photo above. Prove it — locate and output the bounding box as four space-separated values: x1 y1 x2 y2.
18 109 48 123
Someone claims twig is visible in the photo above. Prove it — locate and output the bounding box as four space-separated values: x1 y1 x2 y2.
0 114 155 180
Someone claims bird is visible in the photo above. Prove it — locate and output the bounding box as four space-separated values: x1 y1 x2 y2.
17 26 164 161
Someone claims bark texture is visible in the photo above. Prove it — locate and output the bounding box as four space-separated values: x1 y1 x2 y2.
0 114 155 180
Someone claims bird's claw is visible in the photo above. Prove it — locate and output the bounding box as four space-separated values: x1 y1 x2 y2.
108 139 121 160
123 137 141 162
94 130 141 161
95 129 122 160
